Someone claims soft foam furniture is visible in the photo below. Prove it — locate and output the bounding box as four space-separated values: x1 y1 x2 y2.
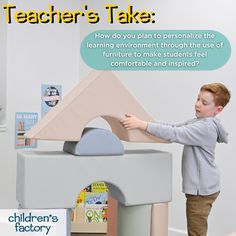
118 203 168 236
63 127 124 156
18 71 173 236
25 70 167 143
17 150 172 208
17 149 172 236
118 204 152 236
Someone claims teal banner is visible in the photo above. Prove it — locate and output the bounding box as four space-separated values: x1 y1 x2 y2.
80 30 231 71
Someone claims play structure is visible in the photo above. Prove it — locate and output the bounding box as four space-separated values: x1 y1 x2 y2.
26 70 167 143
16 71 172 236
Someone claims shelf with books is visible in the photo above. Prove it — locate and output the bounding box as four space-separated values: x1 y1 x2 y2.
71 182 108 233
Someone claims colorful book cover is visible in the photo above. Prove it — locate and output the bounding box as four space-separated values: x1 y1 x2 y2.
84 204 108 223
76 191 85 207
91 182 108 193
15 112 38 149
84 192 108 205
41 84 62 117
84 185 92 192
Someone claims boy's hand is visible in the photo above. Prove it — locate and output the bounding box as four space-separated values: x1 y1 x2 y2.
120 114 148 131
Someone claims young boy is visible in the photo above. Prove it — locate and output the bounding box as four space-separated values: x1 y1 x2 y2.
120 83 230 236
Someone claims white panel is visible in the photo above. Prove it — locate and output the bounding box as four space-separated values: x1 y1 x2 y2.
0 1 6 127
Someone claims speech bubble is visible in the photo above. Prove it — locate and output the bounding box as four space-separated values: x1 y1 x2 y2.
80 30 231 71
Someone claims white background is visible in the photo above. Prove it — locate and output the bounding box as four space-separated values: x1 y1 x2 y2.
0 0 235 235
0 0 6 126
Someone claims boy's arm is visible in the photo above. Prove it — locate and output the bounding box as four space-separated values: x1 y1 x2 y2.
153 119 193 127
147 119 216 146
120 114 214 146
120 114 191 130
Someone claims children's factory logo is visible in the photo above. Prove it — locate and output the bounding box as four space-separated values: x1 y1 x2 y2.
8 212 58 235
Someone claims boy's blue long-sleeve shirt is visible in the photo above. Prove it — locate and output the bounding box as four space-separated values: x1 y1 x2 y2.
147 117 228 195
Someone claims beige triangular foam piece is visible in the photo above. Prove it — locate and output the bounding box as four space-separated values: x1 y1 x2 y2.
26 71 167 143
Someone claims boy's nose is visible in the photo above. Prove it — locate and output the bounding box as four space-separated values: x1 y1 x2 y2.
195 101 201 109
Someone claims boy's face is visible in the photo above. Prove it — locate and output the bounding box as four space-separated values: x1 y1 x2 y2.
195 91 223 118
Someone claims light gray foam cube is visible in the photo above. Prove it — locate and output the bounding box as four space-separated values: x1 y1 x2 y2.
118 203 152 236
17 150 172 209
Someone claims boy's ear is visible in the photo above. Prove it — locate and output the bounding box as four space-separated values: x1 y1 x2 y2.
215 105 224 115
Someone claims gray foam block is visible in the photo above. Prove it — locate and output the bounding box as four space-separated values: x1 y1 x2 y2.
63 127 124 156
118 203 152 236
16 150 172 209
